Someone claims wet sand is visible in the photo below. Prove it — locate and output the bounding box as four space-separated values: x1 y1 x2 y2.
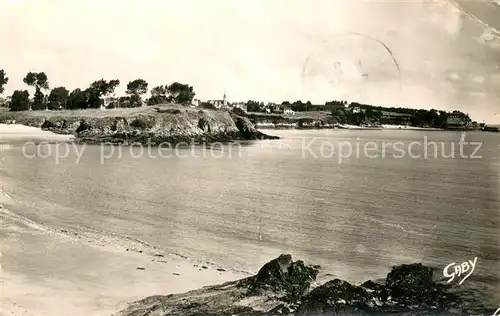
0 204 247 316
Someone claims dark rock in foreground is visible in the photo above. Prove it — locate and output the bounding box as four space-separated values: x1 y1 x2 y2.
242 254 320 303
114 254 495 316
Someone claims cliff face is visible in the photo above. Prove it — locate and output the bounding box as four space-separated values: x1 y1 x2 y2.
0 106 279 144
114 254 494 316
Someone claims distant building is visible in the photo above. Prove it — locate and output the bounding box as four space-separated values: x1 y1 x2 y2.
207 90 228 109
269 103 283 113
231 102 247 112
191 98 201 107
101 96 115 109
283 106 295 115
380 111 413 120
351 107 363 114
207 100 224 108
446 115 467 129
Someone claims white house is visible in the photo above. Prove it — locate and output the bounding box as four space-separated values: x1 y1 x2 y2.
446 115 467 129
100 96 115 110
191 98 201 107
283 106 295 115
231 102 247 112
352 107 362 114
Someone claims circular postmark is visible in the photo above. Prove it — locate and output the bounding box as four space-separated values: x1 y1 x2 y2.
301 32 402 102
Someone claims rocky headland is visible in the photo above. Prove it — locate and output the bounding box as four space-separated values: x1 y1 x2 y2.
0 105 279 145
114 254 495 316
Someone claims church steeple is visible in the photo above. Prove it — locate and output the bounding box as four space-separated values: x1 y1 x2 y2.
223 88 227 106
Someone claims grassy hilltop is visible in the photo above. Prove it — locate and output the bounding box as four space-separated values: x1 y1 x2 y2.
0 104 279 144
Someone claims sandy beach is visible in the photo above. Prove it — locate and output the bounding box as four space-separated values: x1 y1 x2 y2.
0 124 74 142
0 203 248 316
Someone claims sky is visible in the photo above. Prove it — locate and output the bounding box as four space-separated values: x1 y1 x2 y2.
1 0 499 123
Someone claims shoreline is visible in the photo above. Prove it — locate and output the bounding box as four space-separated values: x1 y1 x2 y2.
3 199 496 316
2 196 497 316
0 123 75 141
253 123 480 131
1 120 498 315
0 121 490 148
0 106 280 146
0 202 250 316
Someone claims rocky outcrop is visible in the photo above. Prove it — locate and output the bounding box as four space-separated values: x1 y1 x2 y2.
295 263 467 316
0 106 279 144
114 254 320 316
240 254 321 303
115 254 495 316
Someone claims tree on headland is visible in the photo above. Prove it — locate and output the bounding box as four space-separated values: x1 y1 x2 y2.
36 72 49 91
48 87 69 110
85 79 121 108
117 96 133 108
147 82 196 105
245 100 262 112
151 85 167 97
126 79 148 106
66 88 88 110
331 107 347 124
166 82 195 104
23 72 37 89
0 69 9 95
148 85 167 105
9 90 30 111
23 72 37 110
291 100 305 112
104 79 120 107
325 100 345 111
328 101 473 128
23 71 50 110
89 79 120 98
84 87 101 108
33 88 45 110
107 79 120 96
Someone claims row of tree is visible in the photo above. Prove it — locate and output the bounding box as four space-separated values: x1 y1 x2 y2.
0 69 196 111
0 69 8 96
334 102 472 128
239 97 473 128
0 69 476 128
245 100 348 113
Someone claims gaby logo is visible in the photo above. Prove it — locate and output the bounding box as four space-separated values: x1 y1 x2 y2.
443 257 478 285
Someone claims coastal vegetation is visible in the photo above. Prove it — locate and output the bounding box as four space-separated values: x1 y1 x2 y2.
0 69 9 95
0 69 197 110
0 70 280 144
0 105 279 145
0 68 498 131
245 100 476 129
